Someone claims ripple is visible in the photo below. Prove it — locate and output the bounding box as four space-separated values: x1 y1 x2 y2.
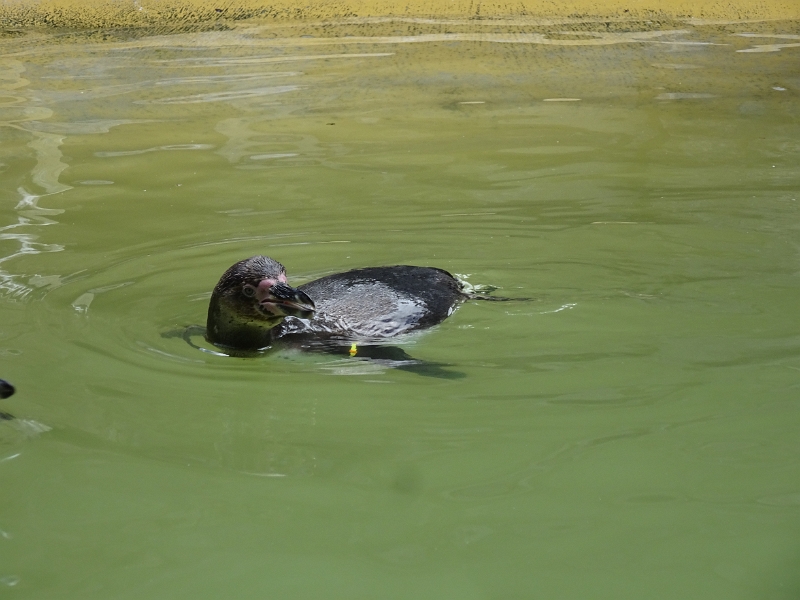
24 119 141 134
655 93 717 100
250 153 299 160
737 43 800 53
153 72 300 85
651 63 702 69
0 191 65 301
154 53 394 66
71 282 134 314
735 33 800 53
136 85 300 104
499 145 594 154
241 29 693 47
95 143 214 157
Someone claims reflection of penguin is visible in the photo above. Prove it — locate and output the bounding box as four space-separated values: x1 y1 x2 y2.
0 379 14 421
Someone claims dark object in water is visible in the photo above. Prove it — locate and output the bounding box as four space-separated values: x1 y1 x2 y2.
0 379 14 399
206 255 466 351
0 379 15 420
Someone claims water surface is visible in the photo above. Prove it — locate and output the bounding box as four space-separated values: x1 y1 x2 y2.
1 18 800 599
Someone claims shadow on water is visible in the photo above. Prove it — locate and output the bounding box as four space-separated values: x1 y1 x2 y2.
163 325 468 378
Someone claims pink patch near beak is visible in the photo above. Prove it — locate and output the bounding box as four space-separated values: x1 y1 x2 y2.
255 278 280 302
256 273 286 302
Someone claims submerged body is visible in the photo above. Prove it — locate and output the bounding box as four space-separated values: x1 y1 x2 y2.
206 256 465 351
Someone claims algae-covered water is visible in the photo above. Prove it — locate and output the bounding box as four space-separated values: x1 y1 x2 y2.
1 18 799 599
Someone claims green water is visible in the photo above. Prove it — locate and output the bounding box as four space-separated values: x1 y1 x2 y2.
1 19 800 599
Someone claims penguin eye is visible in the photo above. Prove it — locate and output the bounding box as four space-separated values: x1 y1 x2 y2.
242 285 256 298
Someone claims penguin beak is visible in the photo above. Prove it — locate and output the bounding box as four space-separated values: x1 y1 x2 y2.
258 282 315 318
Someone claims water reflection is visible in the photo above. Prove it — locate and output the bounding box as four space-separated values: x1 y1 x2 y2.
139 84 300 104
0 60 65 299
96 143 215 157
735 32 800 52
154 52 395 66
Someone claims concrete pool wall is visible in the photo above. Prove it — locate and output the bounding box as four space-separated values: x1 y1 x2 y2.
1 0 799 30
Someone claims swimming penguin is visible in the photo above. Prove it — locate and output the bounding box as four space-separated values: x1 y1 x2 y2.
206 255 465 351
